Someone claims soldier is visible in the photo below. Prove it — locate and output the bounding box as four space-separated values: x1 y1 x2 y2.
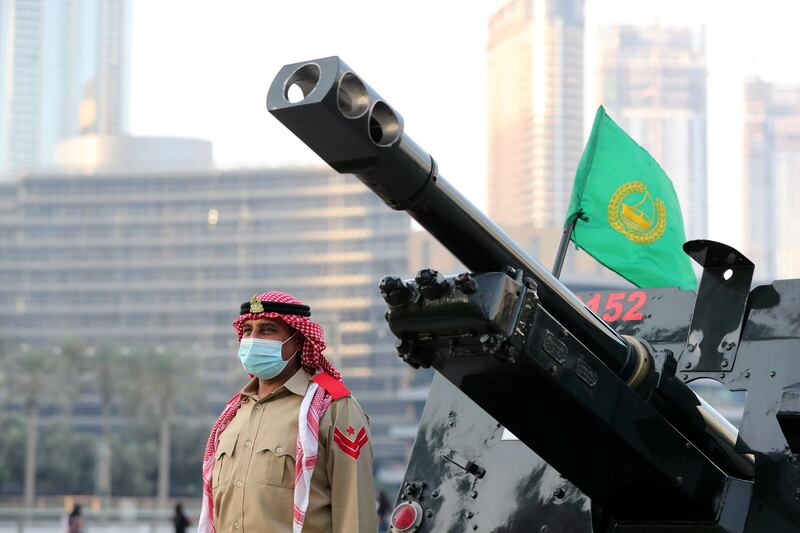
198 291 377 533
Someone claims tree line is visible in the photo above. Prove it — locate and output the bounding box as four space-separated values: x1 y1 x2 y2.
0 340 225 507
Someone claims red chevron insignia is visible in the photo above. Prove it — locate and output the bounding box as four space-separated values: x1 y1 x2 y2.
333 426 368 459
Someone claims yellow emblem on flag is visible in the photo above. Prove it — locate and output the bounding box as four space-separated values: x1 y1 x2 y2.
608 181 666 244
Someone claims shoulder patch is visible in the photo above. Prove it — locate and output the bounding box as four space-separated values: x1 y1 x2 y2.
312 372 351 400
333 425 368 459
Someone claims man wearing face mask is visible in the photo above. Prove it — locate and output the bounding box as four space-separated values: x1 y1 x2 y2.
197 291 377 533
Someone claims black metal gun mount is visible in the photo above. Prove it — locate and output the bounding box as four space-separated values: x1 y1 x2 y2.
268 57 800 533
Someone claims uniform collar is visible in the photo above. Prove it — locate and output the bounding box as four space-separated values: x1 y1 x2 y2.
284 368 313 396
240 368 312 401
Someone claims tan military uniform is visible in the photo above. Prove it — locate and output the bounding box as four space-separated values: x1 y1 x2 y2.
212 369 377 533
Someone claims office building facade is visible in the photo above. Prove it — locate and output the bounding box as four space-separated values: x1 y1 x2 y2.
0 165 419 483
487 0 585 230
597 25 708 239
744 79 800 281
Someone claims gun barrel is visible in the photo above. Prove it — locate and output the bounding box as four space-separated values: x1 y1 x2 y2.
267 56 639 383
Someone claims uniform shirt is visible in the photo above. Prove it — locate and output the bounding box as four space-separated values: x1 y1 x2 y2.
212 369 377 533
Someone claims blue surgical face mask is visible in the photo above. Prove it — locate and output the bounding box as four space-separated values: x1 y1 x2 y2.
238 332 298 379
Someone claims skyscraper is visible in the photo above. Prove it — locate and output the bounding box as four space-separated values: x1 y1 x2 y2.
0 0 130 176
597 25 708 239
744 79 800 281
487 0 584 230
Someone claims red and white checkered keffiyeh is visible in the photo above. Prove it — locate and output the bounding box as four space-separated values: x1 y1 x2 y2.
198 291 340 533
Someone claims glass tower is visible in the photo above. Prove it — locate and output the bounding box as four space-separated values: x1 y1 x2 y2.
0 0 130 176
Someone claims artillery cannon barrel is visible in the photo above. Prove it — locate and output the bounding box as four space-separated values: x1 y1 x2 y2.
267 56 640 384
268 57 758 524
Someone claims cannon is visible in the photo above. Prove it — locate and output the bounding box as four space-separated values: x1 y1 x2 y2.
267 57 800 532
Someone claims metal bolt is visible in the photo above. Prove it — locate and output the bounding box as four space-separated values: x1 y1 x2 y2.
470 491 478 499
719 373 726 380
553 488 566 499
473 526 478 531
425 509 433 518
684 361 692 369
681 373 688 381
771 371 777 378
465 511 474 519
676 475 683 484
540 526 550 533
685 442 692 450
687 344 696 352
745 371 751 379
432 490 440 499
721 360 729 368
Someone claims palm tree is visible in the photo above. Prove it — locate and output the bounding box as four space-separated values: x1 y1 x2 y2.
0 339 11 417
86 342 123 503
53 340 89 428
124 345 199 507
7 344 50 508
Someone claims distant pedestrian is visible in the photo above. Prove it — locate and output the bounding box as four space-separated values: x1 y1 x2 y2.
377 491 391 531
67 504 83 533
174 502 190 533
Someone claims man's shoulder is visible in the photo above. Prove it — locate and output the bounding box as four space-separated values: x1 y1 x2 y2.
312 372 350 400
328 393 369 423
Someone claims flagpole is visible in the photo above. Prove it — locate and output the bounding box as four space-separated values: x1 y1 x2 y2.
552 215 578 279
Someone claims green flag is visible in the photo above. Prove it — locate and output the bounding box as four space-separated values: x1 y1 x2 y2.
566 106 696 290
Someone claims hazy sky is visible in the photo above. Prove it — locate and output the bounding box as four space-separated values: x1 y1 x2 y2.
130 0 800 251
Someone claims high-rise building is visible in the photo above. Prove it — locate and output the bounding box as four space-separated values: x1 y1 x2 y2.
0 151 419 484
487 0 584 230
744 79 800 281
597 25 708 239
0 0 130 175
